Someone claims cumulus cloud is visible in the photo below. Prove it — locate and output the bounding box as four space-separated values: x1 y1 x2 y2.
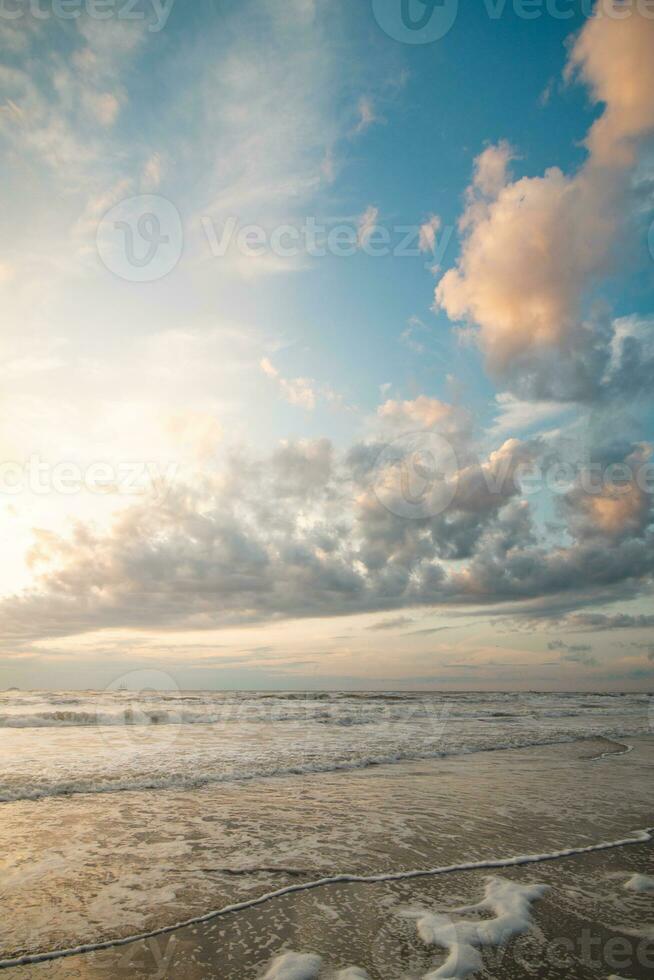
3 424 651 644
565 0 654 168
435 3 654 400
468 140 515 200
561 444 654 541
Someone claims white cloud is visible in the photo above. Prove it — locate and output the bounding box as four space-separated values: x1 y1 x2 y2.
357 205 379 248
419 214 441 254
489 393 574 437
354 96 379 134
260 357 316 410
141 152 164 191
435 7 654 392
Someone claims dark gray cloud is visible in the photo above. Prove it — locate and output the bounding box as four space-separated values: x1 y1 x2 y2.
547 639 597 667
565 612 654 630
548 640 593 653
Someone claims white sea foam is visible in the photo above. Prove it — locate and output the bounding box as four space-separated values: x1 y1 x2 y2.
0 735 628 804
0 828 649 971
262 952 323 979
405 877 548 979
333 968 370 978
624 873 654 893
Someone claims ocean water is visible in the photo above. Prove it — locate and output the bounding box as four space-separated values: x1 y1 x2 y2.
2 690 653 974
0 689 650 803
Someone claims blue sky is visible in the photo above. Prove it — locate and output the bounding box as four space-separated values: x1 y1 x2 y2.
0 0 653 690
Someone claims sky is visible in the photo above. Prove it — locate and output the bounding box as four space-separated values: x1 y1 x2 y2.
0 0 653 691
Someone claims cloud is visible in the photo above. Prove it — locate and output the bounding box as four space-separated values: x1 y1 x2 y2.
547 639 597 666
354 96 380 134
260 357 317 411
2 420 650 646
164 411 223 463
565 0 654 168
544 611 654 631
561 444 653 541
419 215 441 254
489 393 574 437
630 642 654 661
141 152 164 191
357 205 379 248
0 18 143 183
366 616 414 631
377 396 459 430
547 639 596 665
435 5 654 401
84 91 121 127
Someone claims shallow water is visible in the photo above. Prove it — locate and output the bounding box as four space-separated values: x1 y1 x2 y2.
1 692 652 977
0 690 650 803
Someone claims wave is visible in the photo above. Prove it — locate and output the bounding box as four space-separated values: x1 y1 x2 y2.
0 708 389 728
0 709 222 728
0 730 641 804
1 703 644 728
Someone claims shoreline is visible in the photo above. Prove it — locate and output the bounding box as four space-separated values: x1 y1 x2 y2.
2 826 652 971
3 736 653 978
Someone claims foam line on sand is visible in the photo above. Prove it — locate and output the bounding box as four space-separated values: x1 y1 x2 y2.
0 828 651 971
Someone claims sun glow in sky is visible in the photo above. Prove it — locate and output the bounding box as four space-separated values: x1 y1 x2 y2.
1 0 653 690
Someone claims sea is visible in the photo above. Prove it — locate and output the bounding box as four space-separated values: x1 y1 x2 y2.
0 688 651 803
1 689 653 976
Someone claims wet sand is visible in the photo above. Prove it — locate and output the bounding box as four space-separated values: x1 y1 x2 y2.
2 736 653 979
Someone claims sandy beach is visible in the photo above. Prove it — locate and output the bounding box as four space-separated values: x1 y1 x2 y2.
2 728 652 979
